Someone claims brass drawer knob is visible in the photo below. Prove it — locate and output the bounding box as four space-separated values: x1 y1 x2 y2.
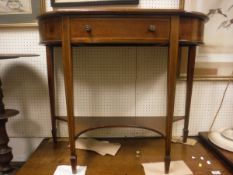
148 25 156 32
85 25 92 33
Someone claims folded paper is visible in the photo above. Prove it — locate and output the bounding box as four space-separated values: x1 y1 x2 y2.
172 136 197 146
76 138 121 156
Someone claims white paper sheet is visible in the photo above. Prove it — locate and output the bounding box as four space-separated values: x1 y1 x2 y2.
142 160 193 175
54 165 87 175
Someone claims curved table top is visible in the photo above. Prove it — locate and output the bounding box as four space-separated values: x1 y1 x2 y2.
38 8 208 20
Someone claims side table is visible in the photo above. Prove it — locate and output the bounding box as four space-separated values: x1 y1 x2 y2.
0 54 38 173
38 9 207 174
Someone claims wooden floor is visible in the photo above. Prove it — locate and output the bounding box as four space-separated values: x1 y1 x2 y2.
16 138 232 175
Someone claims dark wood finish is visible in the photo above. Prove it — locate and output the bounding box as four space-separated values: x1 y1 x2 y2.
38 9 207 174
165 15 180 174
54 115 186 141
70 17 170 43
0 54 38 59
38 9 208 19
38 17 62 45
0 109 19 119
39 16 206 45
0 54 38 173
56 115 185 122
51 0 139 7
61 16 77 174
55 116 185 138
46 46 57 143
179 17 205 44
0 118 13 173
199 132 233 172
183 46 196 143
16 138 233 175
73 117 168 138
0 76 14 173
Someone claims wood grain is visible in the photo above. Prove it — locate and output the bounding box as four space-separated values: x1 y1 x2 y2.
16 138 233 175
54 116 185 138
165 15 180 174
38 9 207 20
46 46 57 143
70 17 170 43
78 117 168 138
61 16 77 173
38 11 207 45
38 9 207 174
183 46 196 143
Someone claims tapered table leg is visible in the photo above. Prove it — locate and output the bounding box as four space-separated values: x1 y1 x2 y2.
165 16 179 174
183 46 196 143
46 46 57 143
62 16 77 174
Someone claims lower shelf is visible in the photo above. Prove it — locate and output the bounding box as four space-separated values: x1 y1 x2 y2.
56 116 184 138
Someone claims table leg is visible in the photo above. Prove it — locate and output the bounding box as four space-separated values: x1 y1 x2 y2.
46 46 57 143
183 46 196 143
165 16 179 174
62 16 77 174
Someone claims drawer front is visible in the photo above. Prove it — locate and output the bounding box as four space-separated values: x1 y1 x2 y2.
70 17 170 43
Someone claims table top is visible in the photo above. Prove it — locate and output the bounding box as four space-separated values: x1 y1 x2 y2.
38 8 208 21
0 54 39 60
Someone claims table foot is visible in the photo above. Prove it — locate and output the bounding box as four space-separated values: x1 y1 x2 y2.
51 128 57 144
164 155 171 174
183 128 189 143
70 154 77 174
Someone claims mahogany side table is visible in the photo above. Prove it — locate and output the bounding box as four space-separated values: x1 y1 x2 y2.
0 54 38 172
38 8 208 174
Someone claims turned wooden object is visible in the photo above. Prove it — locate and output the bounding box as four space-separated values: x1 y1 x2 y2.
0 76 18 172
0 54 38 172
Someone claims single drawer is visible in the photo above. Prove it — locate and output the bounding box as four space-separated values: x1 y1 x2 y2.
70 17 170 43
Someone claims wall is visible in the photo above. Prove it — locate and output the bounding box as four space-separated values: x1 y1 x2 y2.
0 0 232 161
